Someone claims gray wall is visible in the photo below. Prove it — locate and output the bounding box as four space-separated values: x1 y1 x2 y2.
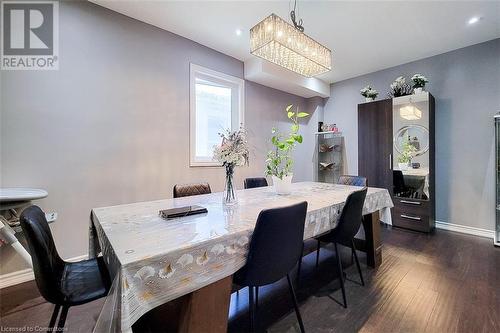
324 38 500 231
0 1 320 275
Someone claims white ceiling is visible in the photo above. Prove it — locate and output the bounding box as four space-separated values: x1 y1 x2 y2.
91 0 500 83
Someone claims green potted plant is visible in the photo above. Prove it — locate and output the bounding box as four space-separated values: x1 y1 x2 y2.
397 140 417 170
360 85 378 102
265 104 309 194
411 74 429 94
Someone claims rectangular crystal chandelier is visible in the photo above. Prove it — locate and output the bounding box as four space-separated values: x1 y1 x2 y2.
400 105 422 120
250 13 332 77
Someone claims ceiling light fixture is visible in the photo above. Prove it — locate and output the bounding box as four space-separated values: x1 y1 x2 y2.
468 16 481 25
250 0 332 77
235 29 242 36
400 105 422 120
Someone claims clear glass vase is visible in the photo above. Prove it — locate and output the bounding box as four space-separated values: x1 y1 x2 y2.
223 164 237 205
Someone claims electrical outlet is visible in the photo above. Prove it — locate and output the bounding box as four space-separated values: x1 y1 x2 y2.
45 212 58 223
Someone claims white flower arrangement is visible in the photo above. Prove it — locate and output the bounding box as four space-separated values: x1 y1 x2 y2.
390 76 406 90
411 74 429 88
360 85 378 98
388 76 413 97
212 128 249 167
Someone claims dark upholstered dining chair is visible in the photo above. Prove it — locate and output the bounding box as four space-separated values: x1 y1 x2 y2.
393 170 414 197
173 182 211 198
337 175 367 187
316 188 367 308
233 201 308 333
19 206 111 331
244 177 268 189
298 175 367 281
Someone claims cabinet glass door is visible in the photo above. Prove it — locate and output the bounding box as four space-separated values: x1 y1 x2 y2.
495 115 500 246
392 93 430 200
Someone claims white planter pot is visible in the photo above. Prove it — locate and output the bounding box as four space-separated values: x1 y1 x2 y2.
398 162 409 171
365 97 374 102
272 174 293 195
413 87 424 94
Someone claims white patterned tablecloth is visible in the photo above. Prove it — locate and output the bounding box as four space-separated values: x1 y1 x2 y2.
89 182 393 332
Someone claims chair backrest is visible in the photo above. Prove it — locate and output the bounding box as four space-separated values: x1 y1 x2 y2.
393 170 406 192
244 177 268 189
334 188 367 243
19 205 66 304
338 175 367 187
173 183 211 198
241 201 308 286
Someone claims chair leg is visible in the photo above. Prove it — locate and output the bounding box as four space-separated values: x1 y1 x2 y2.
315 240 321 267
48 304 60 330
351 239 365 286
297 247 303 283
286 274 305 333
255 286 259 310
248 286 255 332
56 306 69 330
334 243 347 308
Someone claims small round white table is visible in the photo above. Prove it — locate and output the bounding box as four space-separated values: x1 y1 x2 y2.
0 188 49 267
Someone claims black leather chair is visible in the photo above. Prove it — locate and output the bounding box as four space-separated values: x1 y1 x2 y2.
19 206 111 330
173 182 211 198
244 177 268 189
298 175 367 281
234 202 308 332
316 188 367 308
337 175 367 187
393 170 414 197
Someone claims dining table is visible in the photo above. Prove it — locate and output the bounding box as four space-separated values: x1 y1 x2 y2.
89 182 393 332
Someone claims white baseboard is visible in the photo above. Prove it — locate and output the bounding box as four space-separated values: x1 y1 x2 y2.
435 220 494 239
0 254 88 289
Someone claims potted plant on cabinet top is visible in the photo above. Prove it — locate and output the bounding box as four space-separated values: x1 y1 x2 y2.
388 76 413 97
360 85 379 102
411 74 429 94
265 104 309 195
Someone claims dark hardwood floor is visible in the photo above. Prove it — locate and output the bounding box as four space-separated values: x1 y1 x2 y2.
1 226 499 332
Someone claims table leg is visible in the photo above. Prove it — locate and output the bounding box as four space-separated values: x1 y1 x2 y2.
354 210 382 269
361 210 382 268
178 275 233 333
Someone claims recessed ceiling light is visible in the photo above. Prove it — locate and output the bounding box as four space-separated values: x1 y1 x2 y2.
235 29 242 36
468 16 481 25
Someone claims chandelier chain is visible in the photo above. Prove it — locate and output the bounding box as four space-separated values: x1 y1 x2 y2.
290 0 304 32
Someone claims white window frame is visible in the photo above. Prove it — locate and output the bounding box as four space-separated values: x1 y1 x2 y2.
190 63 245 167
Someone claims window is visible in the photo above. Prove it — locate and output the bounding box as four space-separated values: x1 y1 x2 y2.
190 64 244 166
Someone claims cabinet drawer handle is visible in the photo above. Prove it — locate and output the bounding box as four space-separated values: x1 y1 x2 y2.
400 214 421 221
400 200 421 205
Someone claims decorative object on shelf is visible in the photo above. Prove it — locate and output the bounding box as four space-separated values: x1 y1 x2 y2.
388 76 413 97
360 85 379 102
319 144 342 153
319 162 335 170
321 123 329 132
213 128 249 205
319 144 333 153
331 123 339 133
397 138 417 170
411 74 429 94
317 121 324 132
266 104 309 194
249 0 331 77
